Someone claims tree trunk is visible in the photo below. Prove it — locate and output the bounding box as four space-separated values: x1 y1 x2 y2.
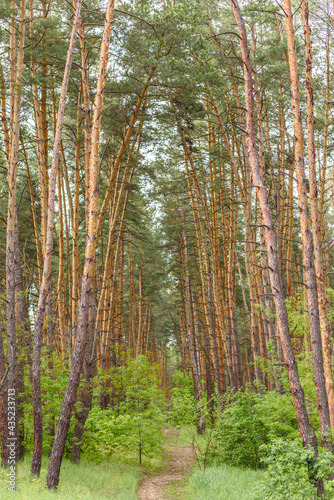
31 0 83 476
0 283 8 466
46 1 115 488
6 0 26 467
71 289 96 462
14 214 32 461
230 4 322 493
283 0 332 453
300 0 334 429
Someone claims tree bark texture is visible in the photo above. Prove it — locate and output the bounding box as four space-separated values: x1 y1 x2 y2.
230 0 320 466
283 0 332 452
46 0 115 487
31 0 83 476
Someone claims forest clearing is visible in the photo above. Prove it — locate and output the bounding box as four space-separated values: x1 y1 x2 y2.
2 0 334 498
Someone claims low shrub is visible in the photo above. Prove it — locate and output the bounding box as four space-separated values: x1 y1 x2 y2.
82 405 164 463
169 371 198 426
255 439 334 499
211 388 300 468
82 355 166 464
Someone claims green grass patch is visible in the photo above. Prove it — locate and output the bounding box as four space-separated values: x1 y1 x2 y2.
184 463 263 500
0 454 142 499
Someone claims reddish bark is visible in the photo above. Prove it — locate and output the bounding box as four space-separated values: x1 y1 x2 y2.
230 0 319 459
31 0 83 476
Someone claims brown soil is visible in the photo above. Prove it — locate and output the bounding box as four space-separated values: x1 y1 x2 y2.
137 427 194 500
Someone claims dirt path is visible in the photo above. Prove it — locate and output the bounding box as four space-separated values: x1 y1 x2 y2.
137 428 194 500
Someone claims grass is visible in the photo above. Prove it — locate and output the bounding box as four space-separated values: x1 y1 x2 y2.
174 425 263 499
0 454 142 499
184 463 263 500
0 428 264 499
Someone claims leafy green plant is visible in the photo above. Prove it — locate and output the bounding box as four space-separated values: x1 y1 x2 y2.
169 370 212 430
211 388 300 469
82 406 164 463
82 354 166 464
255 439 334 499
169 371 198 426
285 289 310 340
187 426 215 471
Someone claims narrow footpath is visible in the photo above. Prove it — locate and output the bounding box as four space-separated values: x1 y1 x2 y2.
137 428 195 500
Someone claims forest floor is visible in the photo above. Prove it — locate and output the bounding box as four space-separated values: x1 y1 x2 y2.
137 427 195 500
0 455 141 499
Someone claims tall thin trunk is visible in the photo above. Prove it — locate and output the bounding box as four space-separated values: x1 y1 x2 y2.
0 285 8 466
71 289 96 462
57 164 66 357
46 1 115 488
71 90 83 354
230 5 321 493
283 0 332 453
169 95 225 392
300 0 334 429
179 221 204 396
6 0 26 466
31 0 83 476
208 88 263 386
14 213 32 460
30 0 48 258
21 139 43 285
180 231 205 433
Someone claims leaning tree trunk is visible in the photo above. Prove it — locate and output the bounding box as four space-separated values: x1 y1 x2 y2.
283 0 332 454
46 0 115 488
230 3 322 493
30 0 83 476
301 0 334 429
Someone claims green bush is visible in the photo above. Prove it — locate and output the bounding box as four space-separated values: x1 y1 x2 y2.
169 371 198 426
82 355 166 463
211 388 300 468
255 439 334 499
82 406 164 463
